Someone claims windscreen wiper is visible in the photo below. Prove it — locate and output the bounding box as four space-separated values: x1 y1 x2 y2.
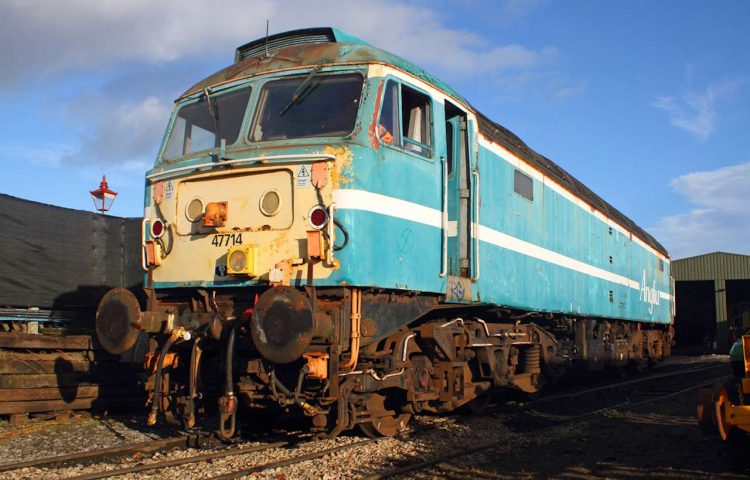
203 87 220 137
279 65 322 117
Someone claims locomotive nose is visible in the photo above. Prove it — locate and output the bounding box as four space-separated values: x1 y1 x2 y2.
251 286 321 364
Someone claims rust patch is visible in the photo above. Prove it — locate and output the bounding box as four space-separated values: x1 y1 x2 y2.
153 181 165 204
311 161 328 189
324 145 354 188
266 232 287 255
368 80 385 151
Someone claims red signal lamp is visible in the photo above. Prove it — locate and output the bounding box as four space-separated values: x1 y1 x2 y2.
90 175 117 213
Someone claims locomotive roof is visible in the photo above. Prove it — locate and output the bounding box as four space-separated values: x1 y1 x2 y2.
476 113 668 257
181 27 467 104
182 27 668 258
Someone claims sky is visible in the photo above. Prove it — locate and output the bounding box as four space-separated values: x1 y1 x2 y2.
0 0 748 260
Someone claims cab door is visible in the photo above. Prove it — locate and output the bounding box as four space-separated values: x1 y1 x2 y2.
442 103 475 302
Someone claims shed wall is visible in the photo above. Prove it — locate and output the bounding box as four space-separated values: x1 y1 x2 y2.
673 253 750 351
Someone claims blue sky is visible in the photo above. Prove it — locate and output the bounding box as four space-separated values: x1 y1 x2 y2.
0 0 748 259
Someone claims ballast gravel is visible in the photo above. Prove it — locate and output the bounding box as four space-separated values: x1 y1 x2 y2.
0 355 742 479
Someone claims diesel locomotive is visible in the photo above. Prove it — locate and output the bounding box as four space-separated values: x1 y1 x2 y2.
96 28 675 438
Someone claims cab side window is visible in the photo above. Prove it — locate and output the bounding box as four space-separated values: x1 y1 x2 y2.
378 79 432 157
379 81 401 146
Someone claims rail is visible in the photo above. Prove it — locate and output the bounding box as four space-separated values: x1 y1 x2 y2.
365 370 732 479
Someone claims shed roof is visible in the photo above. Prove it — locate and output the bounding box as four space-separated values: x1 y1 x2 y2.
672 252 750 281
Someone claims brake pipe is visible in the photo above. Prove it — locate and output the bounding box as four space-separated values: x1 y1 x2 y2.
186 336 202 429
218 321 239 440
148 327 189 426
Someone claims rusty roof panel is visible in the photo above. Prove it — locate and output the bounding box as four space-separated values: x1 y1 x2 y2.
181 41 466 104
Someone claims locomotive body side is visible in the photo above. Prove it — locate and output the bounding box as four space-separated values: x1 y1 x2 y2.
472 136 672 324
323 63 673 326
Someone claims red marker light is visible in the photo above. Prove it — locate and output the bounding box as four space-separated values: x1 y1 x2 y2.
151 219 166 238
308 205 328 230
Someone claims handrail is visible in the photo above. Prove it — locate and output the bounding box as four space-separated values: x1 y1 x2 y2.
440 156 448 278
472 168 480 281
147 153 336 181
327 202 337 266
141 217 148 271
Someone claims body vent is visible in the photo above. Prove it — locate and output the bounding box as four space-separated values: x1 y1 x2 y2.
235 27 337 63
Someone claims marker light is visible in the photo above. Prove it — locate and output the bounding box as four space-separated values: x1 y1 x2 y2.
308 205 328 230
150 219 166 239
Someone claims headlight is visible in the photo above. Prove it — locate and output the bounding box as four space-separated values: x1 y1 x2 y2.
226 245 257 276
259 190 281 217
228 249 247 272
185 198 204 222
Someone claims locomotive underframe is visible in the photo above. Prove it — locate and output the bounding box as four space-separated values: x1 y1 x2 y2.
111 286 673 437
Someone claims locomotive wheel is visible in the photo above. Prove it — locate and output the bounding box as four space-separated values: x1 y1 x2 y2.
358 393 411 437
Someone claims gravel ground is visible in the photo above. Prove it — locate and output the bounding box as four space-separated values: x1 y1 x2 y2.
0 356 745 480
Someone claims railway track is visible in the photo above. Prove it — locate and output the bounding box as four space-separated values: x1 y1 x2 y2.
365 367 732 479
0 434 203 474
61 418 452 480
0 361 728 479
527 362 727 406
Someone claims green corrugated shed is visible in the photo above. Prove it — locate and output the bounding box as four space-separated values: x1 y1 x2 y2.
672 252 750 281
673 252 750 350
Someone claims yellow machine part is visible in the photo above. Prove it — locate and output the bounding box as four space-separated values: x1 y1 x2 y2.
697 335 750 441
714 384 750 441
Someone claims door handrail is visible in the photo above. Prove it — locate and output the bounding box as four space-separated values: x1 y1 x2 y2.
440 156 448 278
471 168 480 281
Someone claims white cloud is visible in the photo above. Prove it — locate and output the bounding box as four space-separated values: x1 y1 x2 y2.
653 79 744 140
0 0 564 171
1 94 169 170
0 144 76 167
62 95 172 166
651 162 750 259
0 0 557 87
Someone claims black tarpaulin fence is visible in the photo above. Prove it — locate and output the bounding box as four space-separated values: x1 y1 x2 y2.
0 193 143 314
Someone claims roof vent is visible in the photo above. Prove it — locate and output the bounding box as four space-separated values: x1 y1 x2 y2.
235 27 337 63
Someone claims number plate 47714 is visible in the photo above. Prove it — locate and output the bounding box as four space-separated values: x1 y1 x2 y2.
211 234 243 247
